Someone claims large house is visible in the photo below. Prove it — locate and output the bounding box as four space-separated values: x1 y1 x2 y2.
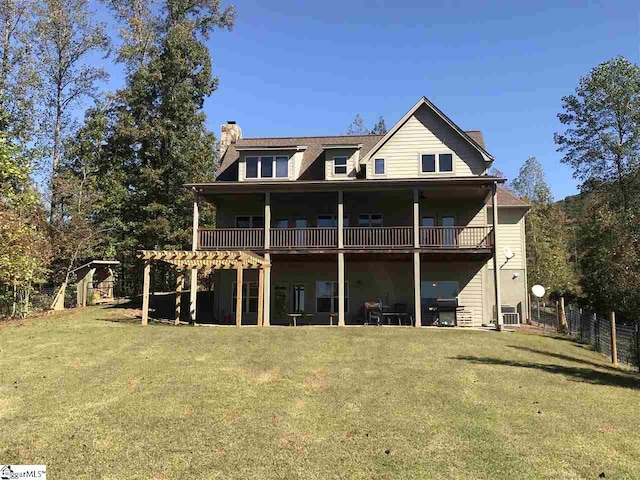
169 97 529 328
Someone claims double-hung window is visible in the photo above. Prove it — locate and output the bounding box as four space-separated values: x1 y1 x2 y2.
357 214 383 227
316 281 349 313
232 281 259 313
374 158 385 175
333 156 348 175
245 155 289 179
420 153 453 174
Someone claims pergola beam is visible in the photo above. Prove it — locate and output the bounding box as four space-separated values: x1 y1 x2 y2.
137 249 268 326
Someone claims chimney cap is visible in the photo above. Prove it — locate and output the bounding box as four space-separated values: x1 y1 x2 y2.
227 120 236 125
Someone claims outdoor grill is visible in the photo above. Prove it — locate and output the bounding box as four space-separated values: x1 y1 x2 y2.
436 298 459 326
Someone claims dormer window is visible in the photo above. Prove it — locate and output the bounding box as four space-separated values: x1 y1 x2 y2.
246 157 259 178
244 155 289 179
334 156 348 175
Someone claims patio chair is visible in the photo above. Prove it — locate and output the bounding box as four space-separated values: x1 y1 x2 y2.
364 301 383 326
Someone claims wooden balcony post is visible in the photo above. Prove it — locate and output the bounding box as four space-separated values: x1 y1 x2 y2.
413 188 422 327
491 182 503 331
264 192 271 326
142 261 150 326
338 191 344 248
413 188 420 248
189 192 199 324
338 191 345 326
235 263 243 327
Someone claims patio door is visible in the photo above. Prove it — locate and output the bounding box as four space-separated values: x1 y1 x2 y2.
274 284 288 323
442 216 455 246
295 219 307 247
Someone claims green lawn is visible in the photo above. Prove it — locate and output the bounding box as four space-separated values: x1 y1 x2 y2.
1 307 639 479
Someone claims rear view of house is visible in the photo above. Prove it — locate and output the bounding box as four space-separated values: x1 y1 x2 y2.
158 97 530 328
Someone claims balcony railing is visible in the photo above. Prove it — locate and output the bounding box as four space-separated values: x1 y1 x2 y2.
344 226 413 248
419 226 493 249
198 226 493 250
270 227 337 249
198 228 264 249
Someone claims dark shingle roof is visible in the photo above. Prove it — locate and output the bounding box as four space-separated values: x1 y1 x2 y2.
217 129 489 181
489 187 529 207
464 131 485 149
217 134 383 180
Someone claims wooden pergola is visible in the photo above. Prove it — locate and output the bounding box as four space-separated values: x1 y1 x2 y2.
137 250 270 327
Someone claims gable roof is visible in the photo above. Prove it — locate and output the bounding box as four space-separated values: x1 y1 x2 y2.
217 134 383 180
360 97 495 165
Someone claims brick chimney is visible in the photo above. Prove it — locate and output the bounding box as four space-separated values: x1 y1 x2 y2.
220 121 242 158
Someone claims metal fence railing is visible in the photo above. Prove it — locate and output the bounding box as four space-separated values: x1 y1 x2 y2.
531 302 640 370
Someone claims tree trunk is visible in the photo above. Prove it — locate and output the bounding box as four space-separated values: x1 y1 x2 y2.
0 1 11 100
49 84 63 222
559 296 568 333
11 282 17 317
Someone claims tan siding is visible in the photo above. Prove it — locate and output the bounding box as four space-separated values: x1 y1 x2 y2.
325 148 358 180
460 267 484 327
487 208 526 270
365 104 486 179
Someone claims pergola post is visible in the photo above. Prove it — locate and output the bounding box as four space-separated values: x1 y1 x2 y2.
337 190 345 326
175 269 184 325
413 188 422 327
257 267 264 327
264 192 271 326
235 263 244 327
189 193 199 324
142 261 150 326
491 182 503 331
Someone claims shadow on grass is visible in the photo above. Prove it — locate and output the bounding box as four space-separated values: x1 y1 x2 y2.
97 316 180 326
508 345 622 373
454 355 640 389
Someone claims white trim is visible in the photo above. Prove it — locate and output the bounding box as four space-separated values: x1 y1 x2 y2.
360 96 494 165
419 152 456 175
323 144 362 149
333 156 348 176
236 146 307 151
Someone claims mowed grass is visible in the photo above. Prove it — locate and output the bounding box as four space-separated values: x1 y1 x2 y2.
1 307 640 479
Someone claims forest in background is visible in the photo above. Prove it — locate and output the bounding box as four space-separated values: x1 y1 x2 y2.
1 0 638 327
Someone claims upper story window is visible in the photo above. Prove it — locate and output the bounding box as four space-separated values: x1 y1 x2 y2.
236 216 264 228
421 153 454 174
358 214 383 227
317 214 349 227
374 158 385 175
245 155 289 179
333 156 348 175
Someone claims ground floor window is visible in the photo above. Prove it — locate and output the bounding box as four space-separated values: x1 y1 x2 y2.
420 281 459 307
316 281 349 313
232 281 259 313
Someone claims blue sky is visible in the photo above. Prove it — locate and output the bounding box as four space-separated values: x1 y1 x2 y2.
92 0 639 200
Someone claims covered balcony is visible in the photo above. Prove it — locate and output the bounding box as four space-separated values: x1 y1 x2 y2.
198 225 493 250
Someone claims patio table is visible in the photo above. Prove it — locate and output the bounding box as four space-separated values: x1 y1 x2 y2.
286 313 313 326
